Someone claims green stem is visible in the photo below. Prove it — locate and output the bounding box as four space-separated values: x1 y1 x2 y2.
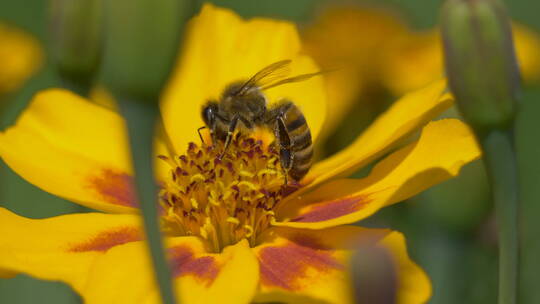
60 77 93 98
480 129 519 304
119 99 176 304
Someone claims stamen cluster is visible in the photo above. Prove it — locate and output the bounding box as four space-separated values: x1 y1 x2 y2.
158 135 286 252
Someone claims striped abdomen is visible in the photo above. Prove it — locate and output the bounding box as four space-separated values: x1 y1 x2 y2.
274 101 313 181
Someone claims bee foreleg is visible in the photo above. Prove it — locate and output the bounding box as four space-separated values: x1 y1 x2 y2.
219 115 239 159
275 115 293 185
197 126 208 145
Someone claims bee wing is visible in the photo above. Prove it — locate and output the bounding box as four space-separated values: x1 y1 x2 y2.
235 60 292 95
260 70 329 91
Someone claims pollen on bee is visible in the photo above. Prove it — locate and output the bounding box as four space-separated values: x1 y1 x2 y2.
159 134 290 252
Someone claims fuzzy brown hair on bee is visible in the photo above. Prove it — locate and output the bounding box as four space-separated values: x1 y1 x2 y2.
200 60 323 184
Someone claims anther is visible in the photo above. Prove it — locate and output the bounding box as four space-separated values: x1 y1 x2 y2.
239 170 255 178
189 173 205 182
226 217 240 225
209 197 220 206
238 181 258 191
244 225 254 238
190 198 199 208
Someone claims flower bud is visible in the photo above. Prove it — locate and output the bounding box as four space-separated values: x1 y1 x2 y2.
49 0 102 95
441 0 520 133
101 0 195 101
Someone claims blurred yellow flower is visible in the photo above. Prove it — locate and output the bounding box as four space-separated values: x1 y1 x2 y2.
302 4 407 134
0 23 42 95
303 3 540 123
302 4 406 81
379 23 540 95
0 4 480 304
378 29 444 96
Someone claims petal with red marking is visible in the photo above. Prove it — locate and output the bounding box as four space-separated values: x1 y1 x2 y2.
83 238 259 304
276 119 480 228
300 80 451 191
0 208 142 294
253 226 430 304
0 89 138 213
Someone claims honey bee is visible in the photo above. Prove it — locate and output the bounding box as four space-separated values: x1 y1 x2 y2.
200 60 323 184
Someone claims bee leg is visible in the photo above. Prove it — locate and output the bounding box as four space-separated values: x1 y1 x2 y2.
197 126 208 145
275 115 293 185
219 115 239 159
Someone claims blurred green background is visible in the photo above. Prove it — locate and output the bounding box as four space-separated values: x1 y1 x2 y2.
1 0 539 303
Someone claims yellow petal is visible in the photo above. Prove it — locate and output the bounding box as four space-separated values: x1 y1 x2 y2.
0 23 42 94
0 208 142 294
276 119 480 228
253 226 430 304
84 238 258 304
301 79 452 191
86 86 177 182
162 4 326 154
176 239 259 304
154 131 175 185
379 231 432 304
0 89 136 213
513 23 540 84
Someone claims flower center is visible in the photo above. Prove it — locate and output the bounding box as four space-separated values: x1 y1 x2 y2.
158 134 288 252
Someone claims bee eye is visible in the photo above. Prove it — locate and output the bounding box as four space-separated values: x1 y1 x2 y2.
202 103 217 126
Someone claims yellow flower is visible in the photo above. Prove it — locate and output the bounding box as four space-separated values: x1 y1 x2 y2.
0 23 42 94
379 23 540 95
301 4 408 135
0 5 480 304
303 4 540 106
